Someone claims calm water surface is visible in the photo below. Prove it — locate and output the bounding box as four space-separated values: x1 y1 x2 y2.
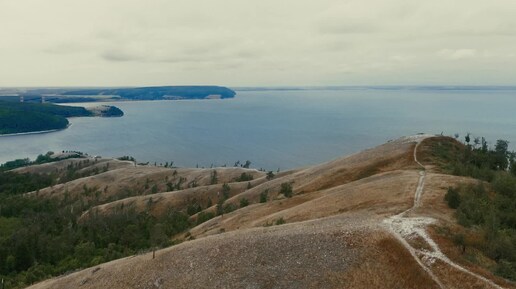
1 88 516 170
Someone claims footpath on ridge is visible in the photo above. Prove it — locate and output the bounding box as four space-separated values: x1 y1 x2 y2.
384 135 504 289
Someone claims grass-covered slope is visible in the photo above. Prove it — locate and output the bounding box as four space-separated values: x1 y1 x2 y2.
1 136 513 289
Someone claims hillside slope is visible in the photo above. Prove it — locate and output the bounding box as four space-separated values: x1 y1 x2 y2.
22 135 515 289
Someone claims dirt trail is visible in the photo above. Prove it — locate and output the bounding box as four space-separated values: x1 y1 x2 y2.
384 135 504 289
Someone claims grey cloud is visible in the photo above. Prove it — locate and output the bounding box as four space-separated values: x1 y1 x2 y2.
318 20 377 35
43 43 86 54
100 50 144 62
1 0 516 86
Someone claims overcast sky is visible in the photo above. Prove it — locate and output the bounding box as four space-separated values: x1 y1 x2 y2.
1 0 515 87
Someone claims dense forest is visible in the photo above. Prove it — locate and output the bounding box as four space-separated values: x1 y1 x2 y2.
429 134 516 280
0 101 122 134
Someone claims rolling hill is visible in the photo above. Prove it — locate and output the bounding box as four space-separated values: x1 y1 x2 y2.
1 135 514 288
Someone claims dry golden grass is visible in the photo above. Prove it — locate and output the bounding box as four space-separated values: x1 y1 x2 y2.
431 258 508 289
338 235 441 289
28 165 265 203
416 135 464 173
25 135 516 289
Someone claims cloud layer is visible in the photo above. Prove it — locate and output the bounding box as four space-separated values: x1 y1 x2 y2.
0 0 515 86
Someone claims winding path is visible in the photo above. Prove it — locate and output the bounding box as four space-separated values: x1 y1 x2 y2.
383 136 504 289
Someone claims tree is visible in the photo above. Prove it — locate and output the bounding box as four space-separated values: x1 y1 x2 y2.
474 137 481 148
481 137 488 152
495 140 510 170
465 133 471 145
210 170 218 185
216 199 224 216
266 171 275 180
243 160 251 169
222 183 231 200
150 224 168 259
150 223 168 246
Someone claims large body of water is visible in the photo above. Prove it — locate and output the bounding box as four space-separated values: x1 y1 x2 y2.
1 88 516 170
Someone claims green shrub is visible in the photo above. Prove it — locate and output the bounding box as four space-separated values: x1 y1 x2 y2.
235 173 253 182
280 182 293 198
223 203 237 214
240 198 249 208
260 190 268 203
445 187 461 209
275 217 286 225
196 211 215 225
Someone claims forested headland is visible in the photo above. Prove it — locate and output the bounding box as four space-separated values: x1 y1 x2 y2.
0 101 123 135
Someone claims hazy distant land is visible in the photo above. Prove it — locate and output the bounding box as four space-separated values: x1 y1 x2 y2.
0 85 236 103
0 85 235 135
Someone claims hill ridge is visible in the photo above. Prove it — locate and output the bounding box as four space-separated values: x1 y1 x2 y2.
14 135 512 289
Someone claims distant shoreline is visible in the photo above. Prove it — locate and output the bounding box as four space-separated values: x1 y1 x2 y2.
0 124 71 137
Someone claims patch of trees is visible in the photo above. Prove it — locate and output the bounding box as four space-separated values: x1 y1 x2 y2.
0 192 190 288
439 136 516 280
432 135 516 182
234 172 253 182
0 171 55 196
445 181 516 280
117 156 136 162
